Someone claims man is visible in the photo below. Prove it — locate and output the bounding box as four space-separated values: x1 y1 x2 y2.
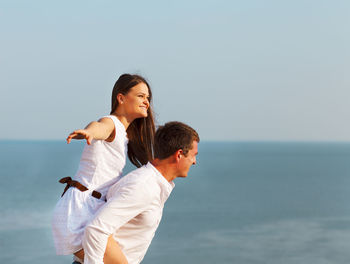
82 121 199 264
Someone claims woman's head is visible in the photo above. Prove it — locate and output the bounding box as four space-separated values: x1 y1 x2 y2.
111 74 152 118
111 74 155 168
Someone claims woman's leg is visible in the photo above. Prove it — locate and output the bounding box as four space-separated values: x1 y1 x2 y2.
74 235 128 264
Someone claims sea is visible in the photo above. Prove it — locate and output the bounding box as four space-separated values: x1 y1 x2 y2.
1 140 350 264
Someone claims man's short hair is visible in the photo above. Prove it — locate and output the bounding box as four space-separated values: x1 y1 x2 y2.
154 121 200 159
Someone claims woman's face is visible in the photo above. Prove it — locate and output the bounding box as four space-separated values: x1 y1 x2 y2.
121 82 150 119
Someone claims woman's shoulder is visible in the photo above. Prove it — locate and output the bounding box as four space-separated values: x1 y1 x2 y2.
100 115 127 143
98 115 116 125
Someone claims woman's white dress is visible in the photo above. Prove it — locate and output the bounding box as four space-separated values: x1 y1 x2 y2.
52 115 128 255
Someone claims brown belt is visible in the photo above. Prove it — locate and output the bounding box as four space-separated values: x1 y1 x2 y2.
59 177 102 200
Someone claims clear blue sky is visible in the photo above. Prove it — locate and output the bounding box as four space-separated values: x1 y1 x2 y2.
1 0 349 141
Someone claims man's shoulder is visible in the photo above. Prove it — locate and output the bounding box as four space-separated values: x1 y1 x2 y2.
116 165 160 194
123 164 156 183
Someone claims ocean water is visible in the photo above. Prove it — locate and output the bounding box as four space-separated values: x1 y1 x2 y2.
1 141 350 264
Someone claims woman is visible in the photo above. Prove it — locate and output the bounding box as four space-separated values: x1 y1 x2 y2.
52 74 155 263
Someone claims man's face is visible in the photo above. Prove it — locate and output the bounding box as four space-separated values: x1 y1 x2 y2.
178 141 199 178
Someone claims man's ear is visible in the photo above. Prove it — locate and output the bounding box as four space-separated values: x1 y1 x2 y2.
174 149 183 162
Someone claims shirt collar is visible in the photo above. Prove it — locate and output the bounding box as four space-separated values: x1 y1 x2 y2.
146 162 175 201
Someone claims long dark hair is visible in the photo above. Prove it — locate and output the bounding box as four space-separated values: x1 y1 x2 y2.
110 74 155 167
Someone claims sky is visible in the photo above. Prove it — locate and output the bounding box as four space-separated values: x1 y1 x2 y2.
1 0 350 141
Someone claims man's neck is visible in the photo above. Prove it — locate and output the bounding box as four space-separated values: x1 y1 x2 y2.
151 159 177 182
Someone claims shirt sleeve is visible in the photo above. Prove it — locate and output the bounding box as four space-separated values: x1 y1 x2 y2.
82 181 154 264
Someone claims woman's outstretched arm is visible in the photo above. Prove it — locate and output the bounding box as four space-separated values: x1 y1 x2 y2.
67 117 115 145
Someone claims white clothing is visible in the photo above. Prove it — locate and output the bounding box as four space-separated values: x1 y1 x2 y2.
82 162 175 264
52 115 128 255
73 255 84 263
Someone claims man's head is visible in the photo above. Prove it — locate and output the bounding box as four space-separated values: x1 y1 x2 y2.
154 121 199 177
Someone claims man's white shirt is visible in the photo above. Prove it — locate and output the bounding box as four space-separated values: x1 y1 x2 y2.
82 162 175 264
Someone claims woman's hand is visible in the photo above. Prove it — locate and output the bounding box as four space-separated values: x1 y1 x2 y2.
67 129 94 145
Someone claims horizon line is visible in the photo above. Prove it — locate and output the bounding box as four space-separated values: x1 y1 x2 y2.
1 139 350 144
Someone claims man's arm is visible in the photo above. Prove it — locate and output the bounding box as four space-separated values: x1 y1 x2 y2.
82 182 153 264
76 235 128 264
